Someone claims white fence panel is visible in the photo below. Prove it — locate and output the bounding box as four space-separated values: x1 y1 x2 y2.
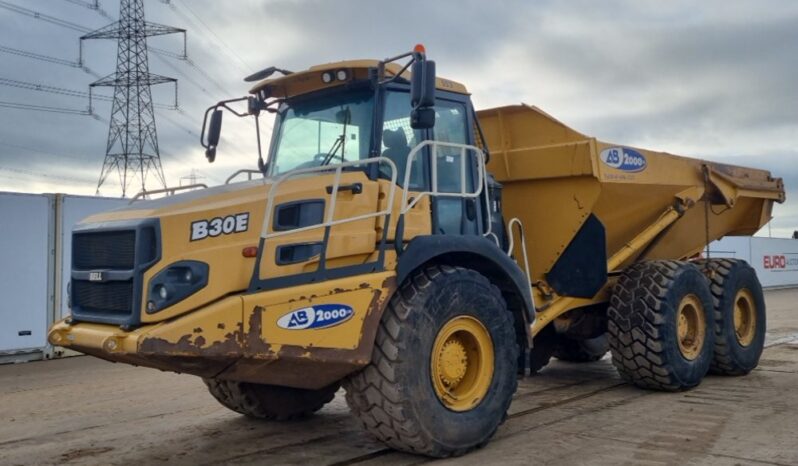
0 193 52 353
708 236 798 288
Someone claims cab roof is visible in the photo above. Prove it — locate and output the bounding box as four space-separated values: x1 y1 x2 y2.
248 59 468 98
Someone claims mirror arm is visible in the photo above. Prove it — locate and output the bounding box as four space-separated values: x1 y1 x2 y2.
376 49 422 85
254 111 267 174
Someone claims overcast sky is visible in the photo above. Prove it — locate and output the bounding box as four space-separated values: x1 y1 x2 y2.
0 0 796 236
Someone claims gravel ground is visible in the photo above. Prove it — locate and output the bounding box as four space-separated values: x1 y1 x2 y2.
1 288 796 465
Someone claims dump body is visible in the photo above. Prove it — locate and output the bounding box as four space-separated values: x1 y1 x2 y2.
479 105 784 306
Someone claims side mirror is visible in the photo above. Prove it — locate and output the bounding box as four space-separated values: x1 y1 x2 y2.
205 109 223 163
410 108 435 129
410 59 436 129
410 60 436 108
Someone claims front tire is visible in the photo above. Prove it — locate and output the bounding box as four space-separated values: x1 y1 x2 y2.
343 265 518 457
203 379 338 420
608 260 715 391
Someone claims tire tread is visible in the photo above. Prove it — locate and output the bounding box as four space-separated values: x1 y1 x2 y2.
343 265 518 457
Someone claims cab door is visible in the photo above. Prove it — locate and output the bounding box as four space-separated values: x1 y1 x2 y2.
251 167 386 291
431 96 481 236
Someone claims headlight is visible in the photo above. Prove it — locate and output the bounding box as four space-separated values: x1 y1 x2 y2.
147 261 209 313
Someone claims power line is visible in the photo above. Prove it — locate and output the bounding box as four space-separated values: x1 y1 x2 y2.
160 0 253 75
61 0 234 97
149 49 231 96
0 140 88 161
0 139 224 186
0 165 92 184
0 0 190 74
0 171 89 187
0 1 91 33
0 76 96 100
0 1 234 99
0 76 176 110
62 0 98 10
176 0 253 71
0 44 78 67
0 43 102 78
61 0 114 20
0 45 100 78
0 99 92 115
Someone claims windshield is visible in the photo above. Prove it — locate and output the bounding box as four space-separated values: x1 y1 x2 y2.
269 88 374 175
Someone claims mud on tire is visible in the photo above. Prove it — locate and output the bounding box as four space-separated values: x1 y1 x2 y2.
203 379 339 421
694 259 766 375
343 265 518 458
608 260 715 391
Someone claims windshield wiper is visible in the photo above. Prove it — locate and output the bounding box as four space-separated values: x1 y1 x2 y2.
321 107 350 166
321 134 345 166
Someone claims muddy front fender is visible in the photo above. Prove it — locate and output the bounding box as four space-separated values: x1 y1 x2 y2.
49 272 397 389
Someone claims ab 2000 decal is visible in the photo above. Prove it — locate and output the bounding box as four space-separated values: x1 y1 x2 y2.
276 304 354 330
599 147 647 173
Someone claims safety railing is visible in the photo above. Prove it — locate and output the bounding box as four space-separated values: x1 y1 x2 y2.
507 217 535 313
129 183 208 204
225 169 264 184
400 140 496 244
260 157 398 241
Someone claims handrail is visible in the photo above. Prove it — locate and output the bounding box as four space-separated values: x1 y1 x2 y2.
399 140 495 243
260 157 397 241
507 217 535 313
225 169 264 184
129 183 208 203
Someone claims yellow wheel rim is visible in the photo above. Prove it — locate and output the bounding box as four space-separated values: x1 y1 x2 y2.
677 294 707 361
733 288 757 347
430 316 494 412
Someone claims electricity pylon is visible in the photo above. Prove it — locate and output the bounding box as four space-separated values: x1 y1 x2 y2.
81 0 184 197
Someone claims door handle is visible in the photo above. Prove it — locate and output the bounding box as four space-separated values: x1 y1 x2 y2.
326 182 363 195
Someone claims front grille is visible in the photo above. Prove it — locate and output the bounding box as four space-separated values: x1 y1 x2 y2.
70 221 159 327
73 230 137 270
72 280 134 315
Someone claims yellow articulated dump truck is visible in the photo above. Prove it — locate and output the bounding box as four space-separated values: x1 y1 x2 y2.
49 46 784 457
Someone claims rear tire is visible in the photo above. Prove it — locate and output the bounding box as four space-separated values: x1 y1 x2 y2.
695 259 766 375
553 334 609 362
203 379 338 420
608 260 715 391
343 265 518 457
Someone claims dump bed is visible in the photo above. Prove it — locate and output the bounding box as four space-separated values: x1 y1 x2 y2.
478 105 785 289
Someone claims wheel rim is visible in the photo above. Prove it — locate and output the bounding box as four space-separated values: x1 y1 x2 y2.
733 288 757 347
430 316 494 412
676 294 706 361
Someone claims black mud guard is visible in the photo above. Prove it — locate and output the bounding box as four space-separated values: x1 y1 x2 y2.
546 214 608 299
396 235 534 344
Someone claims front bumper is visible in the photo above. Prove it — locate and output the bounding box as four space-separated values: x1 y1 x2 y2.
49 273 395 389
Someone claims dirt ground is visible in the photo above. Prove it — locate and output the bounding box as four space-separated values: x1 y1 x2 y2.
1 288 797 466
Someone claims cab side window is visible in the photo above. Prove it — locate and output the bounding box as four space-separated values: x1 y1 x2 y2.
381 92 424 188
433 101 469 194
432 100 476 235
